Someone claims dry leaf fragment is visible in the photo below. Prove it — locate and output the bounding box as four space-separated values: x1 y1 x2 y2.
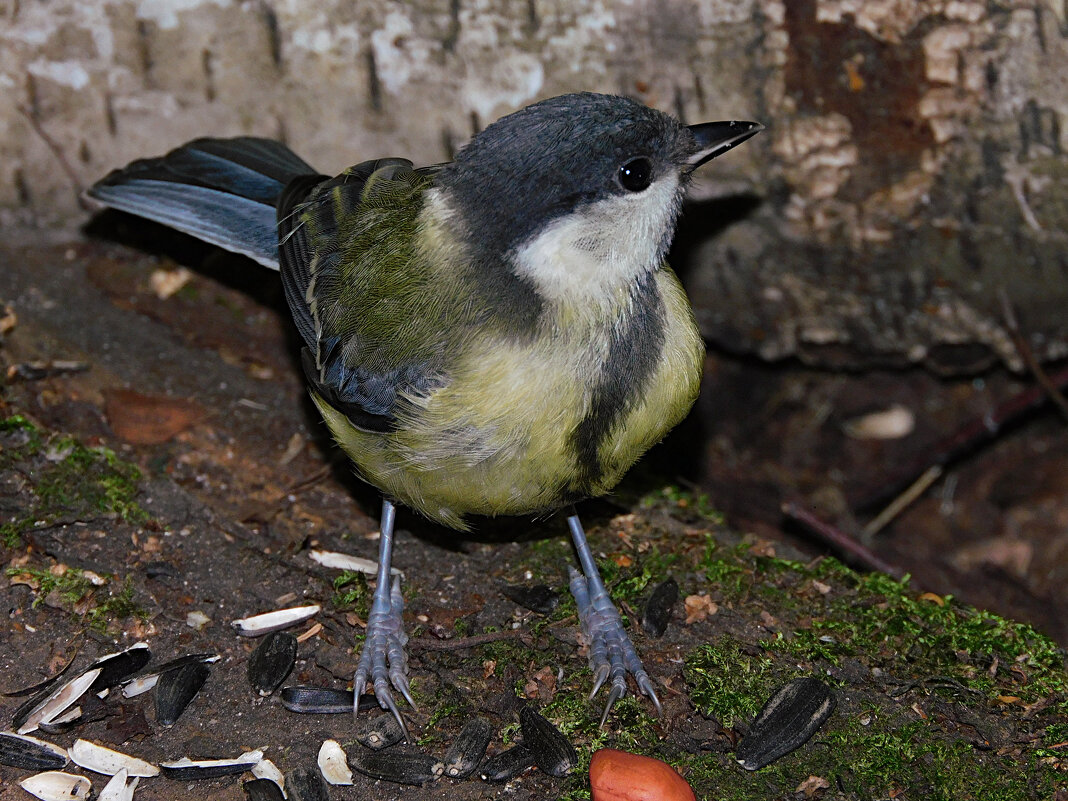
104 389 203 445
683 594 718 624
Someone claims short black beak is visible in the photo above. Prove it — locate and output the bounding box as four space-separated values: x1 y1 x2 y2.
686 120 764 169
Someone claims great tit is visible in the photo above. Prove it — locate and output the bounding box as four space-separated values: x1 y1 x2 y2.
89 92 762 735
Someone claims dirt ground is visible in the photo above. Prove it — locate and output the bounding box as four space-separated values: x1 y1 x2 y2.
1 222 1066 800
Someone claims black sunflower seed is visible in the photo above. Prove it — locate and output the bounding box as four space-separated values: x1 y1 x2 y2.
155 662 210 727
519 705 576 777
247 631 297 696
641 577 679 637
479 744 536 782
280 686 354 714
243 778 285 801
735 676 836 770
442 717 492 778
349 747 443 785
356 711 406 750
284 766 330 801
0 732 69 770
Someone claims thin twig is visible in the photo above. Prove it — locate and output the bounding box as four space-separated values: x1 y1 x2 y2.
782 501 907 580
998 288 1068 422
862 465 943 540
410 629 528 652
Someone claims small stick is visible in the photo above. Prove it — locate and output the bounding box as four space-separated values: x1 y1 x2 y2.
410 629 527 652
999 288 1068 423
782 501 907 580
862 465 943 540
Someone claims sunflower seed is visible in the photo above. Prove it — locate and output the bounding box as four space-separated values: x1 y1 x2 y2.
356 712 406 750
232 605 320 637
641 577 679 637
735 677 836 771
18 771 91 801
155 662 210 727
285 766 330 801
280 686 354 714
309 549 401 576
316 739 352 785
519 705 576 777
70 739 158 777
349 747 443 785
98 768 139 801
16 667 102 735
119 653 218 699
160 749 263 780
0 732 69 770
479 744 536 782
442 717 492 779
251 757 285 788
88 643 152 695
247 632 297 696
243 777 286 801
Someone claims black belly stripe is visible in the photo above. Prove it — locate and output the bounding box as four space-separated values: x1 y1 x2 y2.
567 270 666 494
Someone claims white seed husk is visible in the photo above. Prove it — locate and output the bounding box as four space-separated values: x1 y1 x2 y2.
251 757 287 795
161 748 264 772
98 768 140 801
309 549 402 576
231 605 320 636
19 771 92 801
120 674 158 698
18 667 102 735
70 739 159 777
317 739 353 785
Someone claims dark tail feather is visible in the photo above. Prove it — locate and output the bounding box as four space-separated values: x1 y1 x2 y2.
88 137 319 270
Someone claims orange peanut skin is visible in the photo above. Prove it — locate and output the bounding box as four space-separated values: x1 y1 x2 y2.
589 748 697 801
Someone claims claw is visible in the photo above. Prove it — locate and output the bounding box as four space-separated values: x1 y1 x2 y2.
599 683 626 727
379 688 411 743
588 663 610 700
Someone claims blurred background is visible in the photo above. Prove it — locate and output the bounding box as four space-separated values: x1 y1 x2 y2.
2 0 1067 643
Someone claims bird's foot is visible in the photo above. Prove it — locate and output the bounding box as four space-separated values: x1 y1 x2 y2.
353 575 414 741
568 567 662 726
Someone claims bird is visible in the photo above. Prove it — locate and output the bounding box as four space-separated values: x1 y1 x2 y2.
88 92 762 736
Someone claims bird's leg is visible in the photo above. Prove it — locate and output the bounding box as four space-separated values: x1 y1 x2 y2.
353 498 414 740
567 511 662 725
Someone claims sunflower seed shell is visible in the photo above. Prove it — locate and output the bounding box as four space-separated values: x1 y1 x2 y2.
70 738 159 777
19 771 91 801
479 744 536 782
0 732 68 771
519 705 576 777
155 662 209 727
280 686 354 714
442 717 492 778
247 631 297 696
735 677 836 771
317 739 353 785
349 747 443 785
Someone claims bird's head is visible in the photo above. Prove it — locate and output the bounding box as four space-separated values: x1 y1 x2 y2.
433 92 762 306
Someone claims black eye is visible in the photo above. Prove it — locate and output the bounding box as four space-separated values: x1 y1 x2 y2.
618 157 653 192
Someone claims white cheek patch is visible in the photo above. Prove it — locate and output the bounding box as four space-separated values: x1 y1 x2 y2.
512 174 682 305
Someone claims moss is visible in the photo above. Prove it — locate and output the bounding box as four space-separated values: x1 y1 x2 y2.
5 565 146 633
638 483 726 524
0 417 149 546
331 570 371 617
685 636 779 727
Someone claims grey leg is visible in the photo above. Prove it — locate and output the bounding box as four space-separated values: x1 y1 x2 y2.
352 498 414 740
567 512 662 725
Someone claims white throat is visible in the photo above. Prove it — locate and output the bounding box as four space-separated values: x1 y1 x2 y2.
511 174 682 307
